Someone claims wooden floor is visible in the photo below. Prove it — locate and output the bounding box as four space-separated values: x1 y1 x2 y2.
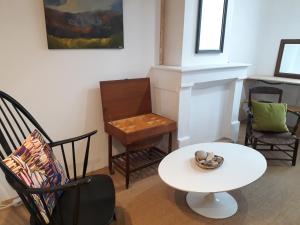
1 124 300 225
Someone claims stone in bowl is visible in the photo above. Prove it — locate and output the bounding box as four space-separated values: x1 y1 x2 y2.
195 150 224 169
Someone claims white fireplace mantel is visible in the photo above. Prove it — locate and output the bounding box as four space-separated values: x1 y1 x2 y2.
149 63 250 147
153 63 249 72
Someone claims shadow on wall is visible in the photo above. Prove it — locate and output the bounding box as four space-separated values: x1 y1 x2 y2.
84 87 126 172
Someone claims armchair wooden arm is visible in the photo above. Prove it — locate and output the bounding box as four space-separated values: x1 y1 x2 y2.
49 130 97 148
287 106 300 135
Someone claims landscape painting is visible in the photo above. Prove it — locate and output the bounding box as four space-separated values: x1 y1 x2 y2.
43 0 124 49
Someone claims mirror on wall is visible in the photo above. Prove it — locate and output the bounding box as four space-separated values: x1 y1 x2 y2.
195 0 228 53
275 39 300 79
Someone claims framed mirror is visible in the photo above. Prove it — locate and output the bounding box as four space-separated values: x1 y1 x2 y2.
275 39 300 79
195 0 228 53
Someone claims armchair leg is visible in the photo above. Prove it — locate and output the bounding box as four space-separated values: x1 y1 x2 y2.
292 140 299 166
125 148 130 189
168 132 172 154
253 138 257 149
108 135 114 174
244 134 249 146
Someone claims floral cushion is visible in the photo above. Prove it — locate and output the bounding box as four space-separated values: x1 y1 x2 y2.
3 130 68 223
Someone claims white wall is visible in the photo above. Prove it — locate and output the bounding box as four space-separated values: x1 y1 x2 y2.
164 0 259 68
246 0 300 108
163 0 300 75
181 0 233 66
228 0 267 75
0 0 160 201
229 0 300 79
255 0 300 75
163 0 266 74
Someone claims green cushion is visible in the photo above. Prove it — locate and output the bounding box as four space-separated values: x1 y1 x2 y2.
252 100 289 132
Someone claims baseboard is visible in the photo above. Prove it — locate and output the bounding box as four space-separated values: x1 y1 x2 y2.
178 136 190 147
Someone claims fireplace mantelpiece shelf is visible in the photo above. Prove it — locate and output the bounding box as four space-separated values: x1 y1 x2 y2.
149 63 250 147
153 63 250 73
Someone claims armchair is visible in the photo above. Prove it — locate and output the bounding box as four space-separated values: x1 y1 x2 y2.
244 87 299 166
0 91 115 225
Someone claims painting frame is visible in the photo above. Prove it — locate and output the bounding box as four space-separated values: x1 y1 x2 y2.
43 0 124 49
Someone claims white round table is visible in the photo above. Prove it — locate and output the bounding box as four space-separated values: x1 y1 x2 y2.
158 142 267 219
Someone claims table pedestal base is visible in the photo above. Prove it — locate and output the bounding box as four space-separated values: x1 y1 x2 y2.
186 192 238 219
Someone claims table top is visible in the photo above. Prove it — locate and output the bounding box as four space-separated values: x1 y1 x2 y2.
158 142 267 193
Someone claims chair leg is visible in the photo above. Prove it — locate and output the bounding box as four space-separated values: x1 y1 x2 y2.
125 148 130 189
250 136 253 145
253 138 257 149
244 134 249 146
108 135 114 174
168 132 172 154
113 212 117 221
292 140 299 166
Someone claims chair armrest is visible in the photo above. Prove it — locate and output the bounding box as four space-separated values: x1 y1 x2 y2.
287 110 300 135
25 177 92 194
49 130 97 148
287 105 300 113
287 109 300 117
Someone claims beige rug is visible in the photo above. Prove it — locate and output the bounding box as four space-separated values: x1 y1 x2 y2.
112 161 300 225
1 161 300 225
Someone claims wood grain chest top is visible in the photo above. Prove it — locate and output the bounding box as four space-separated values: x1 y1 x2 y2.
109 113 175 134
